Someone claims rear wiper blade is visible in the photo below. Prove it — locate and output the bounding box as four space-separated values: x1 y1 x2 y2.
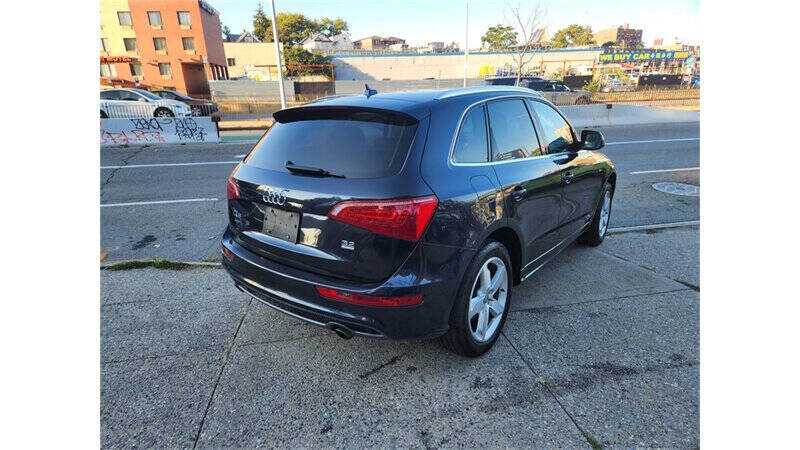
284 161 345 178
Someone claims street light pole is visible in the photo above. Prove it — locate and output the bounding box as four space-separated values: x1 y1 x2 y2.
270 0 286 109
464 0 469 87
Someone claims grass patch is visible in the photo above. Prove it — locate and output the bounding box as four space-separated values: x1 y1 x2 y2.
104 259 196 271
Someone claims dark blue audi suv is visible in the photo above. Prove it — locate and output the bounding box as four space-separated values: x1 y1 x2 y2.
221 86 615 356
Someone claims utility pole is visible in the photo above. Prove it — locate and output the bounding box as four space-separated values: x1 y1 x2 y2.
463 0 469 87
270 0 286 109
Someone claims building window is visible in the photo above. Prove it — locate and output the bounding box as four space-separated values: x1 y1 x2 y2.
117 11 132 26
177 11 191 26
153 37 167 52
100 63 117 78
101 38 109 52
182 37 195 52
227 58 236 66
158 63 172 77
147 11 162 27
123 38 137 52
129 63 143 77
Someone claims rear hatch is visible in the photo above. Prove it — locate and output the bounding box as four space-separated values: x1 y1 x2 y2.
227 106 435 283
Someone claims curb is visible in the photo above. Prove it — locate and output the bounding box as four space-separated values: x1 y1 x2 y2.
607 220 699 234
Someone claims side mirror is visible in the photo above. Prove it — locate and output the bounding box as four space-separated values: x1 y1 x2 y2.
581 129 605 151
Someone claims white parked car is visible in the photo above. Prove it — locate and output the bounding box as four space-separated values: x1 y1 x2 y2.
100 88 192 118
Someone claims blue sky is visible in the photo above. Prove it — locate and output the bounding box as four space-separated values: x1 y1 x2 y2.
211 0 700 48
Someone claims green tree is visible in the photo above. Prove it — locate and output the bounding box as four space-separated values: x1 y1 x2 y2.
276 13 316 46
252 3 273 42
481 24 518 50
316 17 348 37
551 24 595 48
282 46 331 77
222 24 231 41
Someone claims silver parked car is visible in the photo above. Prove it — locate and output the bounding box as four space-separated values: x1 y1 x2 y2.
100 88 192 118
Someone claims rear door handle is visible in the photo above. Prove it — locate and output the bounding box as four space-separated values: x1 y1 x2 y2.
563 171 574 184
511 186 527 200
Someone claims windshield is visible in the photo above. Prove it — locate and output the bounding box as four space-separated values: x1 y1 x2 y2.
245 108 418 179
132 89 161 101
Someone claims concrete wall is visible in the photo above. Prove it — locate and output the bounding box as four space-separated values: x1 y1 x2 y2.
100 117 220 146
209 80 295 100
330 48 603 80
334 78 484 94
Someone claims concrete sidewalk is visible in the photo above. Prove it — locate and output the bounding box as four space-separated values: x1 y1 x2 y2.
101 226 699 448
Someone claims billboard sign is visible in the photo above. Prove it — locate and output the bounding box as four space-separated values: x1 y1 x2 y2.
599 50 691 63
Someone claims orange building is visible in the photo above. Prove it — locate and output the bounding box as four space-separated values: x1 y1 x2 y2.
100 0 227 97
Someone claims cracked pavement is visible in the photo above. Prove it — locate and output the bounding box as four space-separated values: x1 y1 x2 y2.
101 227 699 448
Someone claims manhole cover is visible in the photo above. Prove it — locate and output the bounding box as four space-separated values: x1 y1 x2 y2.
652 182 700 197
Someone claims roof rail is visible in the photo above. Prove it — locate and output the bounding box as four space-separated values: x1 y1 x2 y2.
435 85 543 100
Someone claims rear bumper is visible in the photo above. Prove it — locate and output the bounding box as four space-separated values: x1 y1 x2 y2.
221 226 474 340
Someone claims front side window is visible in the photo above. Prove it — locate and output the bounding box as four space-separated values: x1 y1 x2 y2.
153 37 167 51
147 11 162 26
487 99 542 161
158 63 172 76
123 38 137 52
453 105 488 163
129 63 143 77
182 37 195 51
117 11 132 26
177 11 191 26
528 100 575 154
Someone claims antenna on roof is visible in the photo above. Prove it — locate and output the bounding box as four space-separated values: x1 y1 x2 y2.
364 84 377 98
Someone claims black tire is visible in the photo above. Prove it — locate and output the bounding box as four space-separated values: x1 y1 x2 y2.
439 241 513 357
578 181 613 246
100 110 108 119
154 107 174 118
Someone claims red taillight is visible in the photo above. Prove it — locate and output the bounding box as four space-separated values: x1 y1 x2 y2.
227 177 240 200
326 195 438 242
316 286 423 307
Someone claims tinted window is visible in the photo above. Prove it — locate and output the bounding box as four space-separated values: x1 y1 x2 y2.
487 99 542 161
453 105 488 163
529 100 575 154
528 81 547 91
118 90 142 101
100 90 119 100
246 108 418 179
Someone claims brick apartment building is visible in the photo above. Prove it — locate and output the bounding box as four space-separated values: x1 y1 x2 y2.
100 0 227 96
593 24 643 49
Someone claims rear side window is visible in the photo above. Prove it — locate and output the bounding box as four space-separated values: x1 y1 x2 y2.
487 99 542 161
528 100 575 154
246 108 418 179
453 105 488 163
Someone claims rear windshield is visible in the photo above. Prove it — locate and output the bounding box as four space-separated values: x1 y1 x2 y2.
246 108 418 179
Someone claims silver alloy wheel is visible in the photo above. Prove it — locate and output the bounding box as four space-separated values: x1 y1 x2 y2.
467 256 508 343
598 190 611 236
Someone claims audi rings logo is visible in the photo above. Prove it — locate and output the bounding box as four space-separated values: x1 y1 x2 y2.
262 188 289 206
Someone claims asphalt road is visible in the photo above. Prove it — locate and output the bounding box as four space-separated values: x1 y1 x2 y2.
100 122 699 262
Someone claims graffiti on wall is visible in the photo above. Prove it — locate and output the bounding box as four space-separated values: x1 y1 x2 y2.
100 117 217 146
